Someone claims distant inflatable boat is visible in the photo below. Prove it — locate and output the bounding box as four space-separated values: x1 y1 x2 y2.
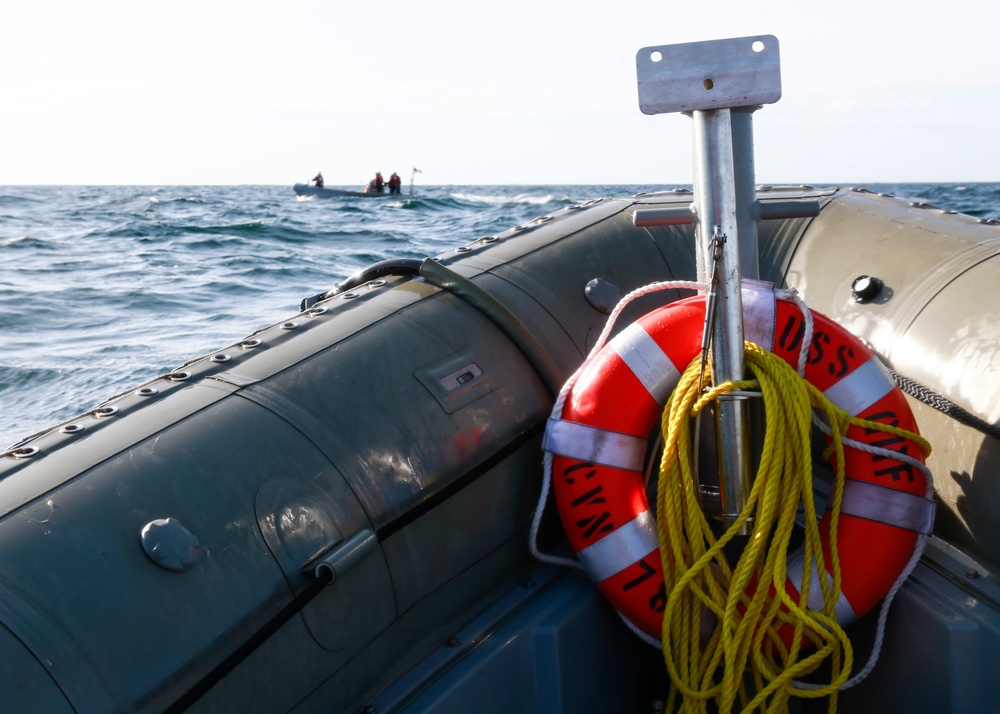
293 183 396 198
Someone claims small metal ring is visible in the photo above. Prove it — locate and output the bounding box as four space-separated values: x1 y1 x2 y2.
281 321 299 329
10 446 39 459
61 424 84 434
368 279 387 288
94 406 119 418
240 338 262 349
306 306 327 317
480 235 498 243
456 246 471 252
210 353 232 363
167 371 191 381
136 386 158 396
340 293 358 300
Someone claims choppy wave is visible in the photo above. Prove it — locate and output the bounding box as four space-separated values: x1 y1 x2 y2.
1 182 999 448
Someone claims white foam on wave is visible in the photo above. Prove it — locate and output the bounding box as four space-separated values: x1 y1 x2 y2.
453 192 556 206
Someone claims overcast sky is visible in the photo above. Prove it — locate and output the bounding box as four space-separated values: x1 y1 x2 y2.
3 0 997 186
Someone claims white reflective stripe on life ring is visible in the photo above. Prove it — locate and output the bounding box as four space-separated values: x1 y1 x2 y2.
576 510 659 582
542 418 647 472
785 550 858 626
823 356 896 416
741 281 777 348
611 322 681 404
839 479 936 534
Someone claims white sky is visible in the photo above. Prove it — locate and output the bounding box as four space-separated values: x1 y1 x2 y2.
3 0 998 186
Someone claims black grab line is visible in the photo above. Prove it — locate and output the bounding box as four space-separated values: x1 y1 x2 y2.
163 420 545 712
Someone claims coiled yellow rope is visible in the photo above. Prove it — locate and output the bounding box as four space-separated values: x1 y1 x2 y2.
656 341 930 713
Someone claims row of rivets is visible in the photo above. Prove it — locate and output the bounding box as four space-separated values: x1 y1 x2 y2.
909 200 961 216
456 201 604 249
852 187 997 223
9 446 39 459
5 264 395 460
6 319 291 457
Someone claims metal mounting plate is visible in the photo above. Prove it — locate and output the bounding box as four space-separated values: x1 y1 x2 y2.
637 35 781 114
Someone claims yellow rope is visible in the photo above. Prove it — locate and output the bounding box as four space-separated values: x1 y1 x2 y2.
655 341 930 713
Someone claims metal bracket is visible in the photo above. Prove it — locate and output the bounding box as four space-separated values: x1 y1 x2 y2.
635 36 785 534
636 35 781 114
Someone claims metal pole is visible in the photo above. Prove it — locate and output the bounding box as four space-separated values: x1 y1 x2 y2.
636 35 782 533
691 109 752 534
731 107 760 281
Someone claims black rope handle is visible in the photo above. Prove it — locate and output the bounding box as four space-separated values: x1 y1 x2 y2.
890 368 1000 442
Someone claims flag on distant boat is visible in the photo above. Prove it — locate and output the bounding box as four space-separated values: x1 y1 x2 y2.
413 167 422 173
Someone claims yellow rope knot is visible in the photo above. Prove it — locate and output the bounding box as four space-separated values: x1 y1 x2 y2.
655 341 929 713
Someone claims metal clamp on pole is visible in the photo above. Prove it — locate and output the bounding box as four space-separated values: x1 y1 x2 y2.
636 36 782 534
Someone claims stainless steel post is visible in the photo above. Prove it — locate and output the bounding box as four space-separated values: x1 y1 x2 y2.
636 35 782 533
731 107 760 281
691 109 752 532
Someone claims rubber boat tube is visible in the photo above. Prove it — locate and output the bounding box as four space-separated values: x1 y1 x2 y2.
1 187 999 712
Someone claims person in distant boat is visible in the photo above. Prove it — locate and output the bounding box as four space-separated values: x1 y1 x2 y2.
369 171 385 194
312 172 324 188
387 172 401 195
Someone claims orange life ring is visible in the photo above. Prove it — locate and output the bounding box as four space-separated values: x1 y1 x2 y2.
543 288 933 639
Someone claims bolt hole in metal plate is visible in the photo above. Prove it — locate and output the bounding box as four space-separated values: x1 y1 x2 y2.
636 35 781 114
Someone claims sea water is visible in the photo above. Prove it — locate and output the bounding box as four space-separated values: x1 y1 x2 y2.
2 183 999 449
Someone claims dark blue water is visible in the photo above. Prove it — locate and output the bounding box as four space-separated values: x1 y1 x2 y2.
2 183 998 448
